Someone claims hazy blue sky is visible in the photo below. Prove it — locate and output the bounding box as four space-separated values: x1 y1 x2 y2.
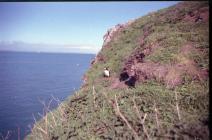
0 2 179 53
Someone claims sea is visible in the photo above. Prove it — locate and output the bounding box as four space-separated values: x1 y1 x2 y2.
0 51 94 139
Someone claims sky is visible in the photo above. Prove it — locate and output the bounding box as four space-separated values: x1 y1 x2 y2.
0 1 179 54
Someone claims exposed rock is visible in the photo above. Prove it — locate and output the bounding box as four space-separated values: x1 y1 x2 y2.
91 20 136 66
103 19 135 47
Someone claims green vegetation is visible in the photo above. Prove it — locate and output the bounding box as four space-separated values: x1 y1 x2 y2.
26 1 209 140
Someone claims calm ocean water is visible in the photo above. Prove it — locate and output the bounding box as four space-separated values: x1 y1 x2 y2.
0 51 94 139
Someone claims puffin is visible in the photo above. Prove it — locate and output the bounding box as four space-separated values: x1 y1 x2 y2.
103 67 110 77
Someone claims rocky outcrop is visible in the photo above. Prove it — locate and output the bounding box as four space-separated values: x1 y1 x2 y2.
90 19 135 66
103 20 135 47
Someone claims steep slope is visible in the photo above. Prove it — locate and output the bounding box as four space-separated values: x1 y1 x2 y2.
26 1 209 140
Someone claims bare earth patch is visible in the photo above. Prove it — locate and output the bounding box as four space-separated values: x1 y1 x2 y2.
118 43 208 89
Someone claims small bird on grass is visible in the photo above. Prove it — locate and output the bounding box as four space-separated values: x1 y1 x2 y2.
103 67 110 77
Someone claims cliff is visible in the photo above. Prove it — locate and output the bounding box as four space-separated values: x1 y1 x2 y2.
26 1 209 140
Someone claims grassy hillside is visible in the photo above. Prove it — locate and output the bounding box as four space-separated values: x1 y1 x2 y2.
26 1 209 140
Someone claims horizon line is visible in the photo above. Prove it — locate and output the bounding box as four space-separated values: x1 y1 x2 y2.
0 50 97 55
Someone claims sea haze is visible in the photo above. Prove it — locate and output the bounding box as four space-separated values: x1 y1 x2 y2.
0 51 94 139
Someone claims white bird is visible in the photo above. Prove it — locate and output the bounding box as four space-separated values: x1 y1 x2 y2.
104 68 110 77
